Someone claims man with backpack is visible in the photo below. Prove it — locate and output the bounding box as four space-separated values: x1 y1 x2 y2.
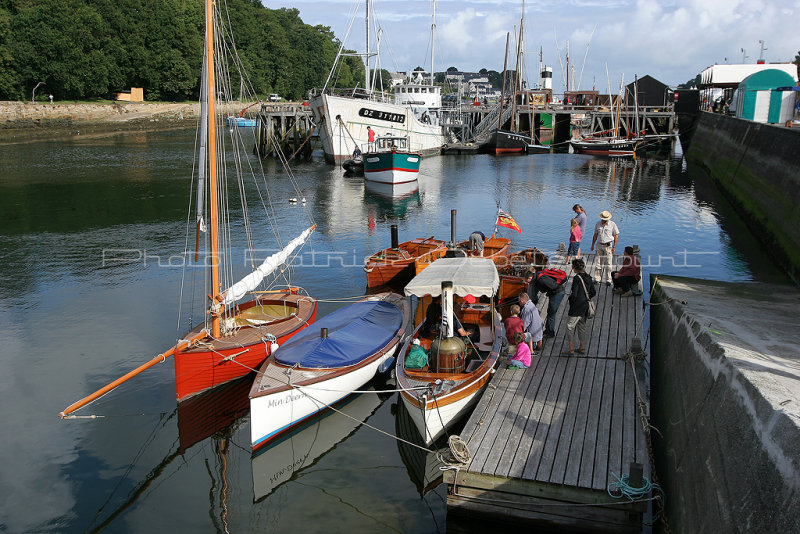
525 265 567 339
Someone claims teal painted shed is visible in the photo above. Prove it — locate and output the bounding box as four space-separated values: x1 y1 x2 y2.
731 69 796 123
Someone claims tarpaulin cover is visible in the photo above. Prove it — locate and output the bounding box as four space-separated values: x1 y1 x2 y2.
274 300 403 368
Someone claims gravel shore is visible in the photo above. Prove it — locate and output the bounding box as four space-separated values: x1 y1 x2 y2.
0 101 252 143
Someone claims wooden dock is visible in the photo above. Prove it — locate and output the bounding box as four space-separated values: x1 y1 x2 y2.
444 252 651 532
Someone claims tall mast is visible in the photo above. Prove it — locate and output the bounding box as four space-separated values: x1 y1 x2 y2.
206 0 221 338
430 0 436 86
511 1 524 133
365 0 371 92
539 46 543 89
497 33 510 131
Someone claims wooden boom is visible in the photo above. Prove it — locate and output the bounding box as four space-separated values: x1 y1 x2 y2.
59 330 208 418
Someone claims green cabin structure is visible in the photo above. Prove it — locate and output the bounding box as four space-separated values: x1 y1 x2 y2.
732 69 797 124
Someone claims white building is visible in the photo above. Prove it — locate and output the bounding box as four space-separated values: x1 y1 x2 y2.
698 63 798 110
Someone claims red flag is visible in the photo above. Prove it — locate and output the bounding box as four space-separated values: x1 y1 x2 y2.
496 208 522 233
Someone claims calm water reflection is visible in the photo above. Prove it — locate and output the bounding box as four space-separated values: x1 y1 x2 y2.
0 129 786 533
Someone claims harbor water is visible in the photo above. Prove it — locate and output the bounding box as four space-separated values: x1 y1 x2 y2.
0 129 787 533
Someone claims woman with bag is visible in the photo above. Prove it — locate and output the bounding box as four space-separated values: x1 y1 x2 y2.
564 259 596 355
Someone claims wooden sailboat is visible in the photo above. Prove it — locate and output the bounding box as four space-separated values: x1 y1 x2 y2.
571 74 641 157
396 257 503 444
60 0 318 417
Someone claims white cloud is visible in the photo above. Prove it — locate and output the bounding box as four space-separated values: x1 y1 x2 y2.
268 0 797 87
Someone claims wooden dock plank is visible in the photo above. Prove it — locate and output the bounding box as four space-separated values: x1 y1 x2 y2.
463 367 523 469
508 350 557 478
522 354 570 482
562 355 598 487
591 359 618 490
608 354 627 480
548 355 589 485
476 361 540 476
536 355 578 482
493 354 550 479
576 350 608 489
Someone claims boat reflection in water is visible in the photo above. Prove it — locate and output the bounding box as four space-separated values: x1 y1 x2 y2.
364 179 420 200
177 373 253 454
251 386 389 501
394 400 447 496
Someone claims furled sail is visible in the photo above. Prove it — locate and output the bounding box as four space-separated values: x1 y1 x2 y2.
219 225 315 306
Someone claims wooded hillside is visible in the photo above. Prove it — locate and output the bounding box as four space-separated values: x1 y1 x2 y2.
0 0 365 102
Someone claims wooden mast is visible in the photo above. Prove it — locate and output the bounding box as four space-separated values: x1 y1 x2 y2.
510 2 523 134
497 33 509 132
206 0 221 338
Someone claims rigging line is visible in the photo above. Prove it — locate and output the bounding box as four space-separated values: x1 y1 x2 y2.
286 382 436 455
86 410 176 531
177 93 205 345
293 384 430 394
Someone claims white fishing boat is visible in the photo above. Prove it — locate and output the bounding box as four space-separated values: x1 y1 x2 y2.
249 292 409 452
308 0 446 163
396 257 503 444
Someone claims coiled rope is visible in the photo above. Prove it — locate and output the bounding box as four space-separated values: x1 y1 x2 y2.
607 471 664 503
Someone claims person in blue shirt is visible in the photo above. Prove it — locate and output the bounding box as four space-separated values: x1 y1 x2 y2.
518 292 543 353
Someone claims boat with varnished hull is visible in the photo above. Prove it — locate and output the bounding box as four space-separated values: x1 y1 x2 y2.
365 226 445 289
415 235 511 274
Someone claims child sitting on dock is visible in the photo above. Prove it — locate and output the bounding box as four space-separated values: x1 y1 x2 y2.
508 332 531 369
503 304 524 354
565 218 582 263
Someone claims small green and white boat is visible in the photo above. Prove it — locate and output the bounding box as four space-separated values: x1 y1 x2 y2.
363 135 421 185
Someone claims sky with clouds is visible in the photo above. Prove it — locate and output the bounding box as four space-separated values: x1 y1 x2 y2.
265 0 797 91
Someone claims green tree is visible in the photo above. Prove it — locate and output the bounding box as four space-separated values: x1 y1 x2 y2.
0 0 365 102
0 6 22 99
677 75 700 89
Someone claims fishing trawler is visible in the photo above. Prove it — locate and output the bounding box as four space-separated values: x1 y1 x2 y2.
308 1 446 163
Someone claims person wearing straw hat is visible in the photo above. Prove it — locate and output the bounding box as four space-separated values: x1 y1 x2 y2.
590 210 619 286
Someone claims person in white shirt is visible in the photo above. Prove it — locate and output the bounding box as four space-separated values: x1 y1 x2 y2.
590 210 619 285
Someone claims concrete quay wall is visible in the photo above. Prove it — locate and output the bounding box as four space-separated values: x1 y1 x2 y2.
649 274 800 534
685 112 800 281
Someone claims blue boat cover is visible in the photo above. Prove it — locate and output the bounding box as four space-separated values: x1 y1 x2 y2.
274 300 403 369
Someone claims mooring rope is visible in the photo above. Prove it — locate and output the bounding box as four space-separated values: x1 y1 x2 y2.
284 382 434 454
607 471 664 502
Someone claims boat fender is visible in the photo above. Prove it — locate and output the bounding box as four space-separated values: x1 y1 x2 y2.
262 334 279 354
377 356 395 374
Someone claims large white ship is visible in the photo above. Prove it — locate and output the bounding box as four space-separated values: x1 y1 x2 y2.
310 84 446 163
309 0 447 163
